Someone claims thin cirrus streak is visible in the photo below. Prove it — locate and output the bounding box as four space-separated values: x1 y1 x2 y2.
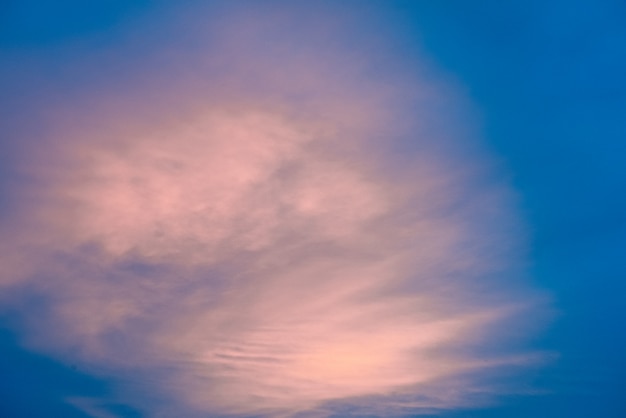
0 3 548 418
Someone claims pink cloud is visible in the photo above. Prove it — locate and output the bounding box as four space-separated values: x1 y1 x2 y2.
0 3 549 417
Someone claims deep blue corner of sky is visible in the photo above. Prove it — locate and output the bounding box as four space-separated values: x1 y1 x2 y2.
1 1 625 417
396 1 626 417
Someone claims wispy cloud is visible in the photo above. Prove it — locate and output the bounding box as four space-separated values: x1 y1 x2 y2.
0 3 548 417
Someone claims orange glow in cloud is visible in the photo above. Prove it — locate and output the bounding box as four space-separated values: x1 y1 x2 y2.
0 3 548 417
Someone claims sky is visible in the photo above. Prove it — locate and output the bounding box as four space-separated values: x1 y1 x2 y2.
0 1 624 417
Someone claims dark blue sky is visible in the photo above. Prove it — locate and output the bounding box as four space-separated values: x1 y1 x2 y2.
1 1 625 417
401 1 626 417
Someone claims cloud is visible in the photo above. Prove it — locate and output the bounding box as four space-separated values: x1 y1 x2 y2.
0 3 548 417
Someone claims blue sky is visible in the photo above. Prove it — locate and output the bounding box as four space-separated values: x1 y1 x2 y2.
404 2 626 416
1 1 625 417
